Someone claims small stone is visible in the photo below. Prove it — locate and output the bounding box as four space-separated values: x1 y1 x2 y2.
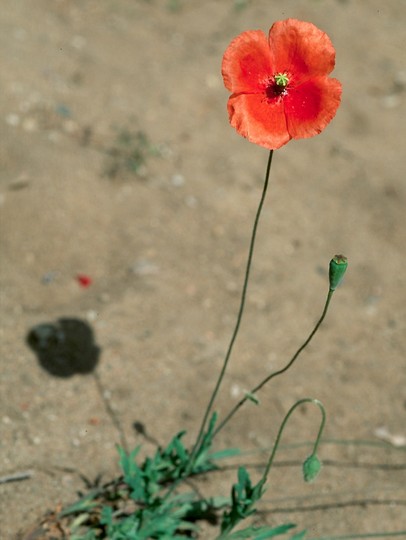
230 383 241 398
381 94 401 109
171 173 185 187
41 272 57 284
6 113 20 126
130 259 159 276
86 310 98 322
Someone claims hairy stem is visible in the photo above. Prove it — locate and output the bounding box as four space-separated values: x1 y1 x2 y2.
214 288 334 437
258 398 326 490
186 150 274 474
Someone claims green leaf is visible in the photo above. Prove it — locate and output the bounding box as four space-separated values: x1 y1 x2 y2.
70 532 98 540
218 523 296 539
208 448 241 461
245 391 260 405
193 414 219 471
221 467 259 534
58 492 98 517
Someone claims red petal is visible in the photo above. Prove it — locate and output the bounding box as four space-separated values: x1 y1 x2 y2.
269 19 337 81
76 274 93 288
227 93 291 150
284 76 342 139
222 30 272 94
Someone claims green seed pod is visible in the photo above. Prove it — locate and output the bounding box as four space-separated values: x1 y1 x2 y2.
329 254 348 291
303 454 322 483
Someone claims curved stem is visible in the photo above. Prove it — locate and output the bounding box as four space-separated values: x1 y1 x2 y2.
258 398 326 490
185 150 274 474
307 532 406 540
214 288 334 437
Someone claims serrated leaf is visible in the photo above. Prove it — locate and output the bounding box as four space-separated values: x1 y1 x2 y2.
118 445 141 481
100 505 114 526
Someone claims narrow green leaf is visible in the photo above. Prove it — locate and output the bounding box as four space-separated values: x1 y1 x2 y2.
245 391 260 405
208 448 241 461
59 492 98 517
218 523 296 540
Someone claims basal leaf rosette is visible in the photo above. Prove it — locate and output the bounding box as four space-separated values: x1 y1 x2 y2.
222 19 342 149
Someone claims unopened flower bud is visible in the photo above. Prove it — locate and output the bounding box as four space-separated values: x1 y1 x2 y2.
329 254 348 291
303 454 322 483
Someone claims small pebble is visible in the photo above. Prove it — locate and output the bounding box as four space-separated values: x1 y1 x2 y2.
381 94 401 109
374 426 406 447
6 113 20 126
86 310 98 322
171 173 185 187
41 272 57 285
56 104 72 118
131 259 159 276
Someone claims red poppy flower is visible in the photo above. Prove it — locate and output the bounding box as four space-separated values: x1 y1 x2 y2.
222 19 342 149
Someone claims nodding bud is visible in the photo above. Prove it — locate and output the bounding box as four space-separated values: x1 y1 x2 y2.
329 254 348 291
303 454 322 483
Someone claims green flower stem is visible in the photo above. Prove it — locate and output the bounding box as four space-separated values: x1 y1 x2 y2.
257 398 326 491
185 149 274 475
307 533 406 540
213 288 334 437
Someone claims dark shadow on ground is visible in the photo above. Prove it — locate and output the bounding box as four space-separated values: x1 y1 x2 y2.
26 318 100 377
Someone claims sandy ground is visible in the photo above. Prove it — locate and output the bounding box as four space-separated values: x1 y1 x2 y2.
1 0 405 538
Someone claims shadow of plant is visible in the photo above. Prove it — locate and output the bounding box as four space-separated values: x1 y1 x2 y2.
26 318 100 377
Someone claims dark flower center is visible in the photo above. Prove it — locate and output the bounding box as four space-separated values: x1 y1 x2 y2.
265 72 290 100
